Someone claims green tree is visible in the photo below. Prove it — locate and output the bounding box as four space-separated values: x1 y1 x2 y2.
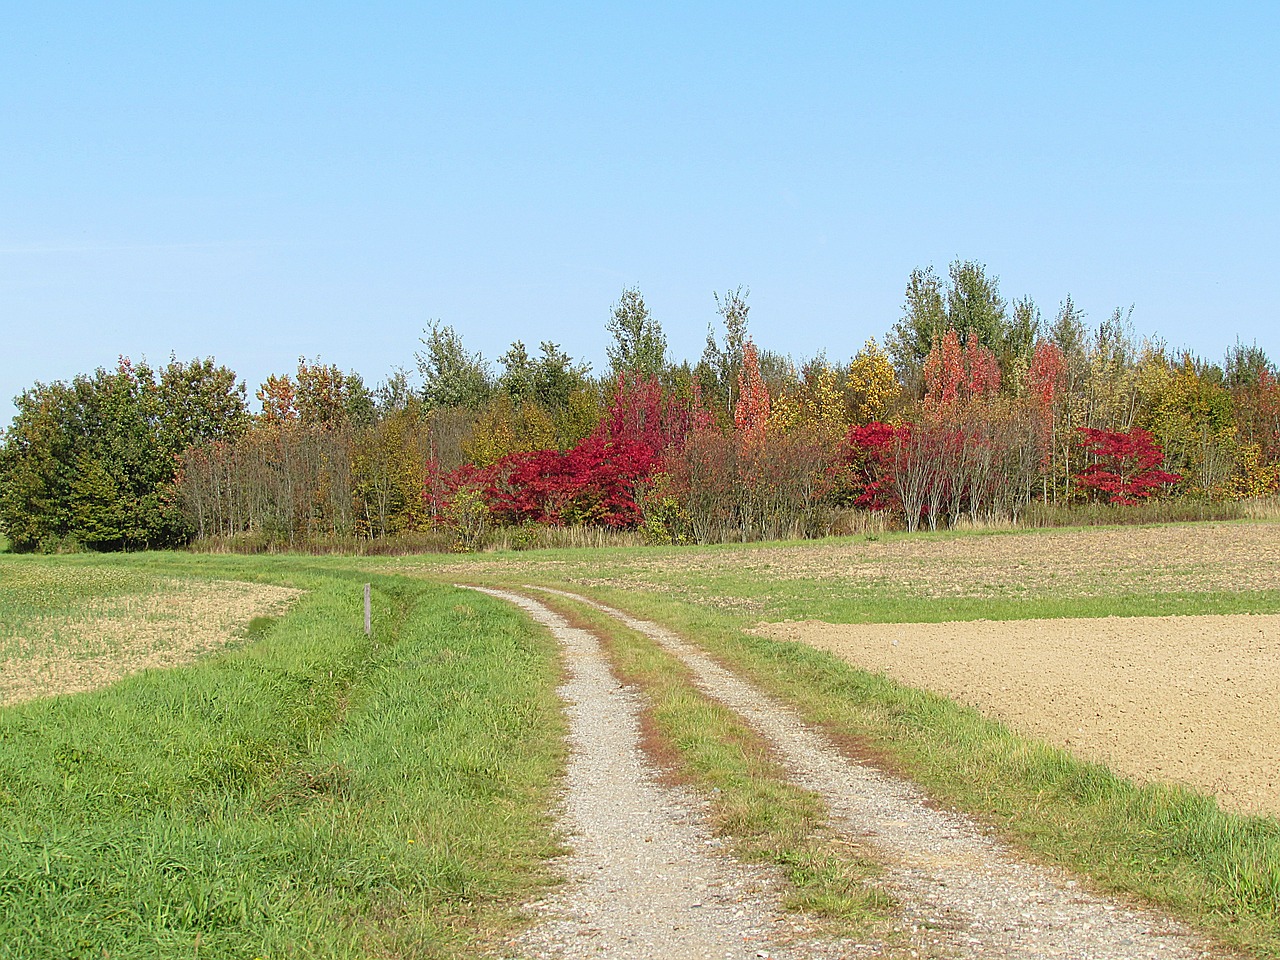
416 322 494 409
886 266 948 396
1049 295 1088 371
535 342 592 410
1084 306 1141 431
606 286 667 381
155 356 250 456
0 379 80 550
1002 296 1041 385
498 340 536 403
500 340 590 410
0 359 224 551
373 368 416 416
699 286 751 419
946 260 1007 350
1224 339 1275 391
293 357 372 427
69 454 134 547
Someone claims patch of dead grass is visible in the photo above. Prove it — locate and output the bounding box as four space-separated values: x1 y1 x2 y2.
418 521 1280 612
0 579 303 706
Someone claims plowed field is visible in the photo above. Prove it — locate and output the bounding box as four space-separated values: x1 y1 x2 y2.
759 614 1280 816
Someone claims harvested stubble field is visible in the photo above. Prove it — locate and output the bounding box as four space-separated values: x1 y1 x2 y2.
425 521 1280 618
0 568 301 706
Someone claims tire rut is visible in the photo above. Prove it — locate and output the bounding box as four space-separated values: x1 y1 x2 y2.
524 587 1225 960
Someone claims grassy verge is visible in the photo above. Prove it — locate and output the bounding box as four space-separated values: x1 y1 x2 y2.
0 558 564 959
541 594 893 937
568 588 1280 958
720 585 1280 624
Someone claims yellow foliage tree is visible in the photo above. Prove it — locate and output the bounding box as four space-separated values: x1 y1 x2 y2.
464 395 557 466
847 338 902 425
766 360 846 442
1227 442 1280 499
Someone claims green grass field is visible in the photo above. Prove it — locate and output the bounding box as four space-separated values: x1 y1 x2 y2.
0 554 564 959
2 519 1278 957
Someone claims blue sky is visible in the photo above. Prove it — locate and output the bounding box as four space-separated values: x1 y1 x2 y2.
3 2 1277 424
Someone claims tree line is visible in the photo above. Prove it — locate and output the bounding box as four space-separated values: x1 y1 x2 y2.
1 262 1277 552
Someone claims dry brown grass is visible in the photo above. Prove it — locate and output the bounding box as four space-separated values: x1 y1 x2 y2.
419 520 1280 609
0 579 303 706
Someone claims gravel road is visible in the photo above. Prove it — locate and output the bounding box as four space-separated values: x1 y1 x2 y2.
474 587 872 960
474 586 1225 960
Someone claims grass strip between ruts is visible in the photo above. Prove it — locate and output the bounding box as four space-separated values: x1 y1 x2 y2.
536 592 895 940
0 562 565 960
557 587 1280 959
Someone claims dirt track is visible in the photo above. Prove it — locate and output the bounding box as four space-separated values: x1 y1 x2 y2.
758 614 1280 816
500 587 1215 959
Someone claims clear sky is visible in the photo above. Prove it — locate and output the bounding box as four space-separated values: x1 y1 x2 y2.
3 2 1277 425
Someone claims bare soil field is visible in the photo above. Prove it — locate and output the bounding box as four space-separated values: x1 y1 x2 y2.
758 614 1280 817
0 578 302 706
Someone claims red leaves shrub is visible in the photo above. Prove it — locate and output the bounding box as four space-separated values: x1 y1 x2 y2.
486 434 659 528
1075 427 1181 505
843 422 900 510
424 373 692 532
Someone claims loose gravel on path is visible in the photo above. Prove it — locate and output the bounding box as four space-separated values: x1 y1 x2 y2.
530 587 1223 960
472 587 868 960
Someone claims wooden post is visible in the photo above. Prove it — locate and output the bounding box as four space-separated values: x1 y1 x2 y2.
364 583 372 637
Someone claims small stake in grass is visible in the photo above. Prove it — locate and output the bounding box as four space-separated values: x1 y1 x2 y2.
364 583 372 637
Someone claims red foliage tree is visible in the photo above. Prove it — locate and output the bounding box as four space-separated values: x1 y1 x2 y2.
1075 427 1180 505
734 339 770 446
1024 340 1066 469
922 329 964 408
256 374 298 423
1026 341 1065 408
964 337 1001 398
922 328 1000 414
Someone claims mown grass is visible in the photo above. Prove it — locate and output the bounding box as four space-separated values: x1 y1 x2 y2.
0 556 565 959
545 595 893 936
561 587 1280 958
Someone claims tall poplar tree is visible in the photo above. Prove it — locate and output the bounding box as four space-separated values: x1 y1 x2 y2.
606 286 667 381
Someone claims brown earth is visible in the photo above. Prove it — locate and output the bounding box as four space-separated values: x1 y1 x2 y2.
0 579 303 706
757 614 1280 817
425 521 1280 610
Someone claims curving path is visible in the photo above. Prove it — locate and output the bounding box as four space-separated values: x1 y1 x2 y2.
477 586 1224 960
